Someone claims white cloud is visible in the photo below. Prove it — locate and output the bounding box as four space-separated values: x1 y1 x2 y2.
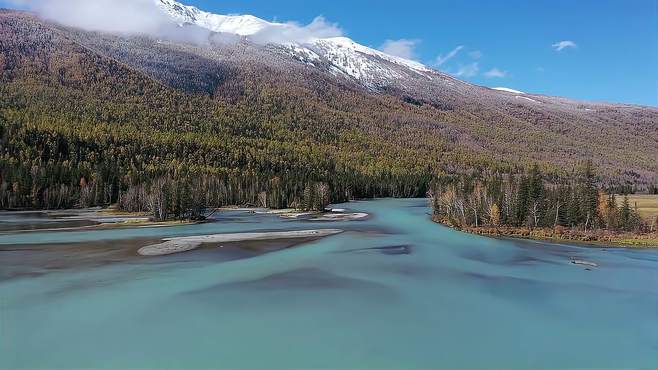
483 68 506 78
468 50 482 60
454 62 479 78
435 45 464 66
251 16 343 45
9 0 343 45
379 39 420 60
552 40 577 51
13 0 172 35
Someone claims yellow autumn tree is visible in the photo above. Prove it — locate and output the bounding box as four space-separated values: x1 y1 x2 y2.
489 203 501 227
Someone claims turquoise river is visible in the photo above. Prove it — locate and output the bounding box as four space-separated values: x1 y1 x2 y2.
1 199 657 369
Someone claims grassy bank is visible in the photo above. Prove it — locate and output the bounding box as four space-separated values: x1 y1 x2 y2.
433 216 658 248
621 194 658 222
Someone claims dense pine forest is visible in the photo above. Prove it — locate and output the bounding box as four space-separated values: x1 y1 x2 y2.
0 109 432 217
431 162 656 237
1 11 657 222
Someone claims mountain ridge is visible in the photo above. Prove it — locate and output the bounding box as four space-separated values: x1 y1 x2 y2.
153 0 656 109
154 0 461 90
0 8 656 212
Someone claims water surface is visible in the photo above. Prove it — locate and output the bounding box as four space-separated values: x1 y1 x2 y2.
1 199 657 369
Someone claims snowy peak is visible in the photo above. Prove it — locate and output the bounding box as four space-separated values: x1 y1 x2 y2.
317 37 431 73
309 37 435 87
157 0 278 36
155 0 435 86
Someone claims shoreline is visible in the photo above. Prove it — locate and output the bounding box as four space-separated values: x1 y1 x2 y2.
432 216 658 249
1 204 369 234
0 208 200 234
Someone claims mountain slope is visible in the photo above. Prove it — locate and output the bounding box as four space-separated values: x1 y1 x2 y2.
79 5 658 180
151 0 658 174
0 9 657 209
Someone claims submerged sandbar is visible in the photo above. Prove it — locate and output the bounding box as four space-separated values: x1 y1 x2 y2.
138 229 343 256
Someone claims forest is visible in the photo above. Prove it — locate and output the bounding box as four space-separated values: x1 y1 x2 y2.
431 162 656 235
1 11 657 223
0 107 431 219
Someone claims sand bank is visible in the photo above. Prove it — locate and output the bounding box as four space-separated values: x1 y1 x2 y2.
138 229 343 256
310 213 369 221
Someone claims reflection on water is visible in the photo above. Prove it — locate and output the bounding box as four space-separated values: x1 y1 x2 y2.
1 199 657 370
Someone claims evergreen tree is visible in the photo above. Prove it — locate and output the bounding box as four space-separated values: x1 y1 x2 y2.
527 164 544 228
580 160 599 229
515 176 530 226
620 195 631 230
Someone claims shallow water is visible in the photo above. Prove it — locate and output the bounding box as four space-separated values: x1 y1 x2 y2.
1 199 657 369
0 210 98 232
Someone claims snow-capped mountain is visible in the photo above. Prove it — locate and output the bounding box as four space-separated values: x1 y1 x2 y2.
3 6 657 189
155 0 437 88
157 0 277 36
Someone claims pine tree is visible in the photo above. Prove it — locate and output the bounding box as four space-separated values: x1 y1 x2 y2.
605 194 619 230
528 164 544 228
620 195 631 230
580 160 599 229
515 176 530 226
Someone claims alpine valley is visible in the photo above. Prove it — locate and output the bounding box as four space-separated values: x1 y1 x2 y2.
2 3 658 370
0 0 657 211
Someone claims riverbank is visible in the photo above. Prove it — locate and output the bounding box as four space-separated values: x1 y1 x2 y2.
432 216 658 248
1 204 369 234
0 208 199 233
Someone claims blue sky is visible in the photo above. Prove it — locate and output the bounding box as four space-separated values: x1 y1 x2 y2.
3 0 656 106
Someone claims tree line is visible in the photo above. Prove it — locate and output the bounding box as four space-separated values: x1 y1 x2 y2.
431 162 652 233
0 111 430 219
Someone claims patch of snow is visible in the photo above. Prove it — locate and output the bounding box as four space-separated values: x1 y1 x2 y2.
310 37 436 85
493 87 525 94
515 96 540 103
317 37 431 73
284 44 321 66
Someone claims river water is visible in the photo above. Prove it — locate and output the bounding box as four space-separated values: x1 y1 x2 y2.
1 199 657 369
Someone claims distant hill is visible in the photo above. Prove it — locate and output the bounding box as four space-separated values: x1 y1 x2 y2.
0 8 656 209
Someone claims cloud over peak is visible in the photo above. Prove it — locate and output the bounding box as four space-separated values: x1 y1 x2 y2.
379 39 420 60
552 40 577 51
9 0 343 45
13 0 172 35
251 16 343 45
